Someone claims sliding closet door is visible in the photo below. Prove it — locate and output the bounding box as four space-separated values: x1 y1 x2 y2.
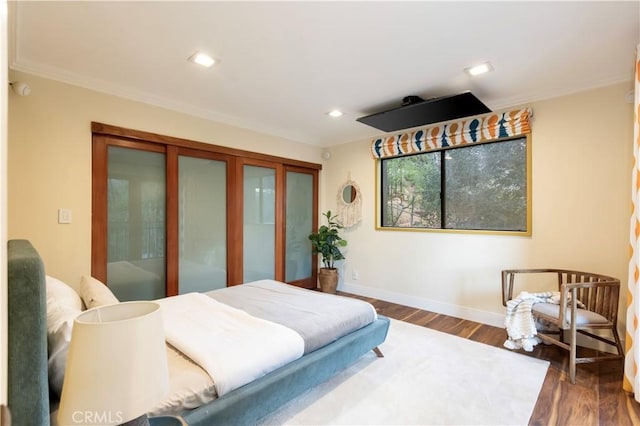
240 162 317 287
243 163 279 282
93 123 321 294
105 145 166 301
284 168 317 288
177 153 229 293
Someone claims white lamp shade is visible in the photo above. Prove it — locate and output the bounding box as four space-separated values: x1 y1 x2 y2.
58 302 169 425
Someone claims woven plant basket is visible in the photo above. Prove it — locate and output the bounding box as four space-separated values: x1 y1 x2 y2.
318 268 338 294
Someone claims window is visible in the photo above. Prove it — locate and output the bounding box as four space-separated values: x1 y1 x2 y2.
379 136 530 234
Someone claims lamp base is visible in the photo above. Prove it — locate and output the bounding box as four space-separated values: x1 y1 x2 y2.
121 414 150 426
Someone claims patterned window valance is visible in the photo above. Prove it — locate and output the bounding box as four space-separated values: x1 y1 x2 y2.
370 108 533 159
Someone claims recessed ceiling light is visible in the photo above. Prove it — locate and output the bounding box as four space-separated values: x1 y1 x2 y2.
465 62 493 76
327 110 344 118
188 51 217 68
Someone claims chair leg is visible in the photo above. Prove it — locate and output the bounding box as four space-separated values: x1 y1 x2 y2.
569 293 577 384
569 333 577 384
613 327 624 357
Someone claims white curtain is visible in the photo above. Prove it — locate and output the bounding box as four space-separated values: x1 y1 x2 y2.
625 44 640 398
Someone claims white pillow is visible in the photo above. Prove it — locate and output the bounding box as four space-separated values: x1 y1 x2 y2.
80 275 119 309
46 275 82 311
46 292 82 396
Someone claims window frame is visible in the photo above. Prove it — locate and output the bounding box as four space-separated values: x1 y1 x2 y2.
375 134 532 236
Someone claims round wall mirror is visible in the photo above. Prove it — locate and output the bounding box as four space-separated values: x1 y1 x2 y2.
342 185 356 204
337 180 362 228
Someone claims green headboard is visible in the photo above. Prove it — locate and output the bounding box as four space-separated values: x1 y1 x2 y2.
7 239 50 425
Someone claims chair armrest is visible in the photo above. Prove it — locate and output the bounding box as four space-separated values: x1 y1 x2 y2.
560 279 620 325
502 268 618 308
501 268 561 306
562 280 620 290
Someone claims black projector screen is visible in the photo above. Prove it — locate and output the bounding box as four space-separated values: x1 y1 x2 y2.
356 92 491 132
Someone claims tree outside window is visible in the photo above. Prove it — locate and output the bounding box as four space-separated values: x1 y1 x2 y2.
380 137 528 233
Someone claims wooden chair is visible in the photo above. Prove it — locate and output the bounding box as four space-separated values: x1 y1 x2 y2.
501 269 624 384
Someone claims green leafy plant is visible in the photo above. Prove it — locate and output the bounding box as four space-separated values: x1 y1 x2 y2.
308 210 347 269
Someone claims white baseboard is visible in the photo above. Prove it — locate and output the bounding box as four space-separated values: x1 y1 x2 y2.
339 281 505 328
340 281 624 354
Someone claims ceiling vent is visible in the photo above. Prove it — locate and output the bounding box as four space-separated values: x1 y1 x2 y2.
356 92 491 132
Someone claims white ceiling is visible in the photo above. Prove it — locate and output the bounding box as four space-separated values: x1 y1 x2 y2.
8 1 640 147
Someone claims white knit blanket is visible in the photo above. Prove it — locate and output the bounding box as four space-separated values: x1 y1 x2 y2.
503 291 569 352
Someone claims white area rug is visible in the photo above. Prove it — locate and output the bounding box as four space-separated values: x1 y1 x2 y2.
259 318 549 425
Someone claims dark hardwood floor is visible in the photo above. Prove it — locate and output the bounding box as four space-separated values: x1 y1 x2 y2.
340 291 640 426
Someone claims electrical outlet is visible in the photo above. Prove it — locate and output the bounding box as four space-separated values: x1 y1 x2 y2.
352 270 359 280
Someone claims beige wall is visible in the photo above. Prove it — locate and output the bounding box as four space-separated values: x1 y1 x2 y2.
1 0 9 405
7 70 634 330
321 82 634 327
7 70 322 289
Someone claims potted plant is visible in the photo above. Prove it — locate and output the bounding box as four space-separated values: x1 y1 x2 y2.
308 210 347 294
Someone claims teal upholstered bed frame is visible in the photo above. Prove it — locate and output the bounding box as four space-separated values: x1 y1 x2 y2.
7 240 50 425
6 239 389 425
182 316 389 425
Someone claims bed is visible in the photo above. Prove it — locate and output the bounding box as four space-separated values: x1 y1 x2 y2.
7 239 390 425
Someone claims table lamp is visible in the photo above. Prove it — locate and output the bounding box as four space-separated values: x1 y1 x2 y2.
58 301 169 426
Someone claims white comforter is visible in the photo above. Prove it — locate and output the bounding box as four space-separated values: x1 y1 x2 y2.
157 293 304 396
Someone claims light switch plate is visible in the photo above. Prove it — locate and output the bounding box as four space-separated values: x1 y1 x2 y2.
58 209 72 224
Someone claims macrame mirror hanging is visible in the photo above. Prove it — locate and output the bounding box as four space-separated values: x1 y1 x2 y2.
337 176 362 228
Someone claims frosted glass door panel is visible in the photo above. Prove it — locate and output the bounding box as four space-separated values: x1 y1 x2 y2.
179 156 227 293
107 146 166 301
285 172 313 282
244 165 275 282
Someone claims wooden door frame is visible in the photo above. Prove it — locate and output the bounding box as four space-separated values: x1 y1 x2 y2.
91 123 321 293
91 135 166 284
